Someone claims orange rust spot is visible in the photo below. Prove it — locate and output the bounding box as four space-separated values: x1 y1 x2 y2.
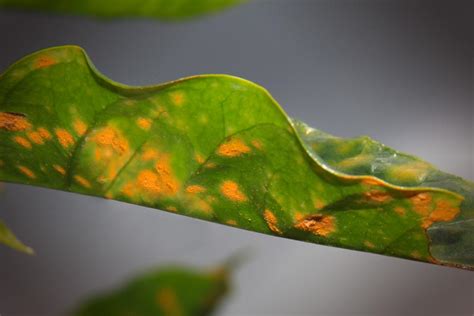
13 136 32 149
35 55 56 69
185 185 206 194
410 193 432 216
294 212 305 222
156 288 181 315
169 91 185 106
220 180 247 202
141 148 160 161
53 164 66 175
0 112 31 131
294 214 335 237
421 199 460 229
74 175 91 188
194 199 213 214
263 209 282 234
17 165 35 179
313 199 326 209
136 117 152 130
105 192 113 199
55 128 75 148
92 126 129 154
217 138 251 157
364 190 392 203
166 206 178 212
73 119 87 136
364 241 375 249
205 162 216 169
394 206 406 216
27 131 44 145
121 182 135 197
251 139 263 150
226 219 237 226
136 154 180 196
37 127 52 140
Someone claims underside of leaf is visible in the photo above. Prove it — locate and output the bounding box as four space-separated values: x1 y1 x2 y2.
0 46 472 269
0 0 245 19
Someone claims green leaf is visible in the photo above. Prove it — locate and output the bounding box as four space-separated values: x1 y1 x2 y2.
0 46 472 269
73 264 230 316
0 0 245 20
0 218 34 254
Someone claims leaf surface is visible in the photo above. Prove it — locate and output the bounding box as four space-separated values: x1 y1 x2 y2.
74 264 230 316
0 0 244 19
0 46 472 269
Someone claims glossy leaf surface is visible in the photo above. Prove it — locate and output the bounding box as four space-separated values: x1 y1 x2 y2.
74 264 229 316
0 0 244 19
0 46 472 269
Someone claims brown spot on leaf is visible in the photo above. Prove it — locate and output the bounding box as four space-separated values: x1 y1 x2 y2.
263 209 282 234
0 112 31 131
294 214 335 237
13 136 32 149
55 128 75 148
17 165 35 179
220 180 247 202
217 138 251 157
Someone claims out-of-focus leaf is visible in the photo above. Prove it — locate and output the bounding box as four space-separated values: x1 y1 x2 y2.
0 46 472 269
0 219 34 254
0 0 245 20
74 264 230 316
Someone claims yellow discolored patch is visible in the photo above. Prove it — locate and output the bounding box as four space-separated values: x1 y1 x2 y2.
294 211 305 222
55 128 75 148
195 153 205 164
136 117 152 130
251 139 263 150
17 165 36 179
388 161 431 183
220 180 247 202
13 136 32 149
394 206 406 216
421 199 460 229
263 209 282 234
336 154 372 169
204 162 216 169
226 219 237 226
121 182 135 197
53 164 66 175
217 138 251 157
74 175 92 188
169 91 185 106
165 206 178 212
141 148 160 161
35 55 56 69
364 240 375 249
0 112 31 131
37 127 52 140
156 287 182 316
410 193 432 216
73 119 88 136
364 190 392 203
185 185 206 194
27 131 44 145
92 126 129 154
294 214 335 237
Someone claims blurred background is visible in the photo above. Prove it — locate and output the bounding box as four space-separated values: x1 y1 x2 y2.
0 0 473 315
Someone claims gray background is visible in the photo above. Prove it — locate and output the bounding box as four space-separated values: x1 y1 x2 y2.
0 0 473 315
